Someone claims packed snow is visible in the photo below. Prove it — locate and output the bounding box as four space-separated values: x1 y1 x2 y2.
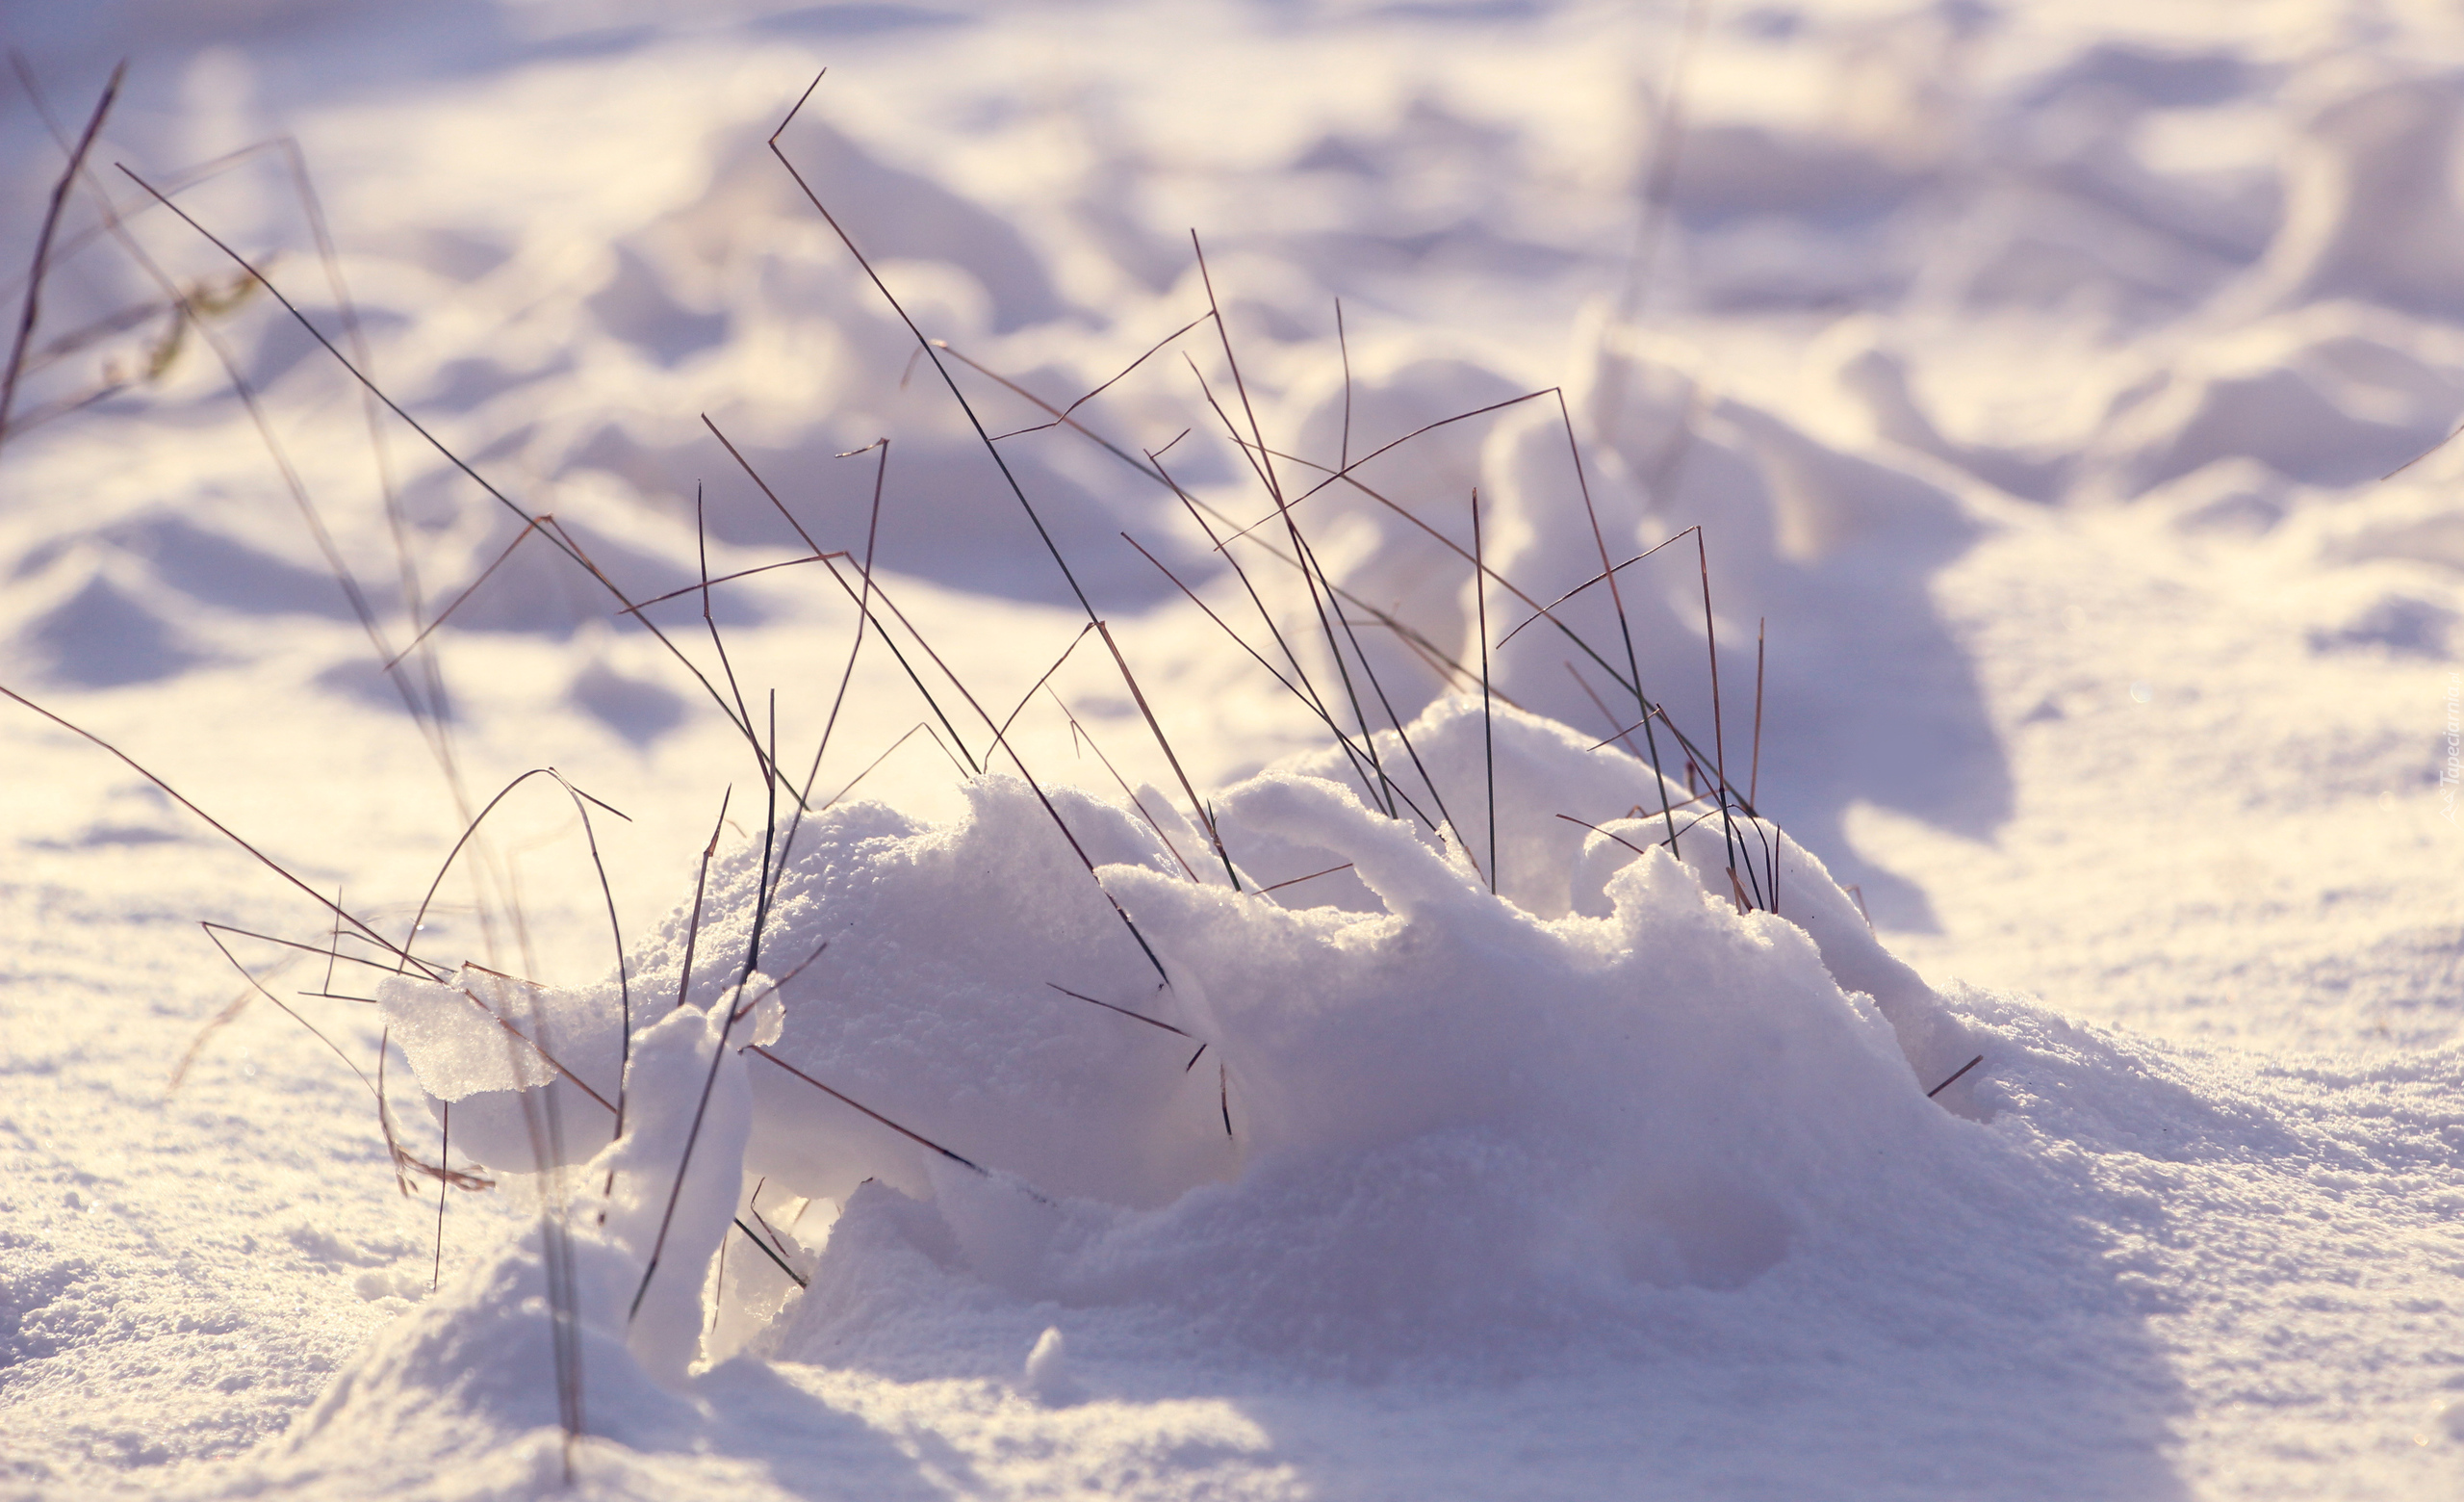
3 2 2461 1499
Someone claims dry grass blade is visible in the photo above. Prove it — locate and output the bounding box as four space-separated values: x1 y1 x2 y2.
0 91 296 294
0 60 122 452
268 130 418 668
1741 806 1779 918
1473 488 1497 893
732 1217 808 1288
630 722 789 1327
1687 528 1764 908
1280 500 1463 842
1190 398 1713 795
200 924 444 1164
768 433 896 907
1586 708 1666 752
1178 258 1383 797
454 981 618 1115
1 376 131 436
1118 528 1441 834
322 884 346 997
633 787 723 1200
1926 1055 1985 1099
32 121 468 748
1339 608 1485 700
732 145 1231 889
542 766 634 1126
17 291 159 372
813 721 963 813
988 313 1208 441
996 623 1098 744
750 1046 988 1175
1554 812 1653 860
767 73 1103 620
1206 385 1555 550
809 558 1174 985
460 959 555 990
830 565 983 773
1050 688 1203 882
1543 382 1673 851
1094 619 1242 887
1045 982 1195 1038
400 767 630 987
935 336 1172 480
197 920 431 978
701 413 829 556
116 167 779 764
14 108 472 768
1255 862 1354 895
1336 297 1354 469
1143 460 1388 801
1118 531 1311 705
695 485 770 786
747 686 786 982
1751 616 1766 809
620 552 844 616
165 981 265 1098
746 1181 793 1260
727 940 830 1026
1180 341 1397 816
1565 659 1645 758
1 686 442 978
2380 417 2464 481
1512 522 1760 854
694 418 895 908
937 331 1520 728
432 1102 449 1291
780 438 889 852
1494 528 1696 650
490 996 583 1476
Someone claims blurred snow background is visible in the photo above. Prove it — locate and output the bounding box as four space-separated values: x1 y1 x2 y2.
2 0 2461 1497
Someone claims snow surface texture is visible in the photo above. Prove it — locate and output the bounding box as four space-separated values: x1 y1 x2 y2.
3 0 2462 1498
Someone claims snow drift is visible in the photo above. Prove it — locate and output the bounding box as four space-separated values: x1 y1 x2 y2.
374 696 1983 1389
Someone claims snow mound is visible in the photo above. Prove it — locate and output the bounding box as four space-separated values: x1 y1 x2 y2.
376 697 1982 1385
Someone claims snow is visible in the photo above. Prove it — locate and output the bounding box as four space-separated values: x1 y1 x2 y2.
4 0 2462 1498
1020 1328 1082 1409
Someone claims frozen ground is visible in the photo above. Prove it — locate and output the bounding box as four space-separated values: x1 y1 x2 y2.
2 0 2461 1497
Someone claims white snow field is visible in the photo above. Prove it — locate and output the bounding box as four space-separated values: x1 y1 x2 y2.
3 1 2461 1497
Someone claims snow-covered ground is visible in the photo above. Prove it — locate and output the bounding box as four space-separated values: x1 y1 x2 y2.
3 1 2461 1497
